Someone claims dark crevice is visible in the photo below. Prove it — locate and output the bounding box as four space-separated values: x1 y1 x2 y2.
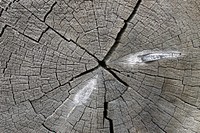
37 26 50 42
19 3 100 63
69 65 99 82
48 25 100 62
3 52 12 73
152 120 167 133
1 24 41 43
28 100 39 115
5 0 18 11
104 102 114 133
101 66 130 102
106 68 129 87
98 62 129 97
9 78 17 104
109 67 123 74
29 100 49 120
5 3 12 11
42 123 56 133
98 60 107 68
30 65 99 102
11 26 39 42
29 99 48 120
43 2 57 22
29 66 99 120
103 0 142 62
19 30 38 42
0 8 4 17
70 39 100 62
105 68 156 103
11 87 16 104
98 60 129 87
0 25 8 37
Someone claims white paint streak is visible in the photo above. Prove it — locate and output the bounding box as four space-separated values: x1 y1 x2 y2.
65 75 98 117
47 75 98 121
121 50 183 65
74 76 97 104
66 106 76 118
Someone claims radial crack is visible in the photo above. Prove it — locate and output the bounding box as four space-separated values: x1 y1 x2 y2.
0 8 3 17
106 68 129 87
152 120 167 133
104 102 114 133
3 52 12 73
0 25 8 37
4 0 19 11
19 3 101 63
43 2 57 22
103 0 142 62
42 123 56 133
37 26 50 42
28 100 40 115
35 66 99 102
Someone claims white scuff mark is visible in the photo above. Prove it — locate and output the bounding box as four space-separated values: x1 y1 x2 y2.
66 75 98 118
46 75 98 133
74 75 98 105
46 75 98 121
66 106 76 118
120 50 183 65
58 75 98 133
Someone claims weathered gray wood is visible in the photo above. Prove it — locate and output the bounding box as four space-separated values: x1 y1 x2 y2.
0 0 200 133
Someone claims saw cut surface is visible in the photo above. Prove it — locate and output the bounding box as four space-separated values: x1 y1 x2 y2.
0 0 200 133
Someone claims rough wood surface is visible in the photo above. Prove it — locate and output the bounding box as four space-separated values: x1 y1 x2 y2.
0 0 200 133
